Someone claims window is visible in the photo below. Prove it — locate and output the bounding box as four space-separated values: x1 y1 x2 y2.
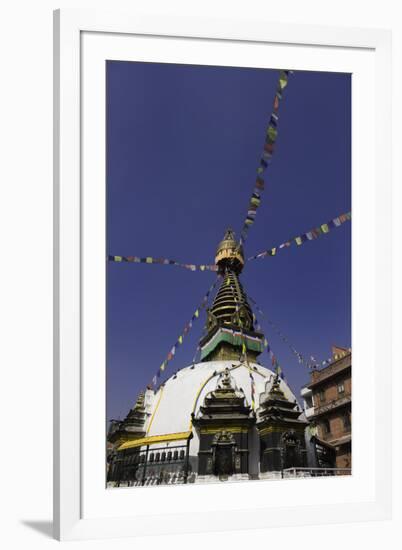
319 389 326 403
322 419 331 434
337 381 345 395
155 452 160 462
343 413 351 430
173 450 178 460
179 449 185 460
161 452 166 462
167 451 172 461
149 453 154 462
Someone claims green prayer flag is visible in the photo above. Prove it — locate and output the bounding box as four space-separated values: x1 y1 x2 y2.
267 126 277 141
279 71 288 89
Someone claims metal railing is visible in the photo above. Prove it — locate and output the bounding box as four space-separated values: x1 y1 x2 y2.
282 467 351 478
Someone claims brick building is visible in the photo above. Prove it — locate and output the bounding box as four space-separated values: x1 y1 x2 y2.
303 346 351 472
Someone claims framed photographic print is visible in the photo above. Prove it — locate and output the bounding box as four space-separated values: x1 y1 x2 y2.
54 9 392 541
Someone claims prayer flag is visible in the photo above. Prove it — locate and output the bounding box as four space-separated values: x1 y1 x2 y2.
267 126 278 141
269 114 278 127
279 71 288 89
295 236 303 245
321 223 329 233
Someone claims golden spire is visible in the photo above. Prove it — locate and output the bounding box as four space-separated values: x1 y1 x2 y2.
215 228 245 274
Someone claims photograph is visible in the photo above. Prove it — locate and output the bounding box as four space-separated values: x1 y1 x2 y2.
105 61 352 488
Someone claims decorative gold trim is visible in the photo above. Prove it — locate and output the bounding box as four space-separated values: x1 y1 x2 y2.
200 426 249 434
117 431 192 451
146 386 164 435
258 425 305 436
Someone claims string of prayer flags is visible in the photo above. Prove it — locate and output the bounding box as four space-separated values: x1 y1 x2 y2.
239 69 292 245
249 371 256 409
248 294 309 369
108 255 218 272
150 277 220 387
308 349 350 370
248 211 351 261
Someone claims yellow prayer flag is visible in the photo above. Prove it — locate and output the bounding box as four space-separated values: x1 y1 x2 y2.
271 247 276 256
279 77 288 89
178 336 183 344
160 363 165 372
295 237 302 245
195 310 199 318
321 224 329 233
146 257 153 263
115 256 122 262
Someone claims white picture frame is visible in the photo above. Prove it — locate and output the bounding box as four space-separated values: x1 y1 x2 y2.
54 8 392 541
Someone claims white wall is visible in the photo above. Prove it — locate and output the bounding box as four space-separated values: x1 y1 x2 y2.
0 1 400 549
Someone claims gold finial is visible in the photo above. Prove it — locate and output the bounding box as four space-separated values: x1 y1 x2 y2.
215 228 244 274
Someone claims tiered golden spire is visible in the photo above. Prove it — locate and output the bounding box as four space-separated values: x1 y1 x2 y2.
215 228 245 274
199 229 264 362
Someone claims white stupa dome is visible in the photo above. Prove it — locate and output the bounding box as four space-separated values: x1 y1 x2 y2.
116 359 302 484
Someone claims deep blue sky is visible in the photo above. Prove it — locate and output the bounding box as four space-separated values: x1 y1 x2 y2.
106 61 351 421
